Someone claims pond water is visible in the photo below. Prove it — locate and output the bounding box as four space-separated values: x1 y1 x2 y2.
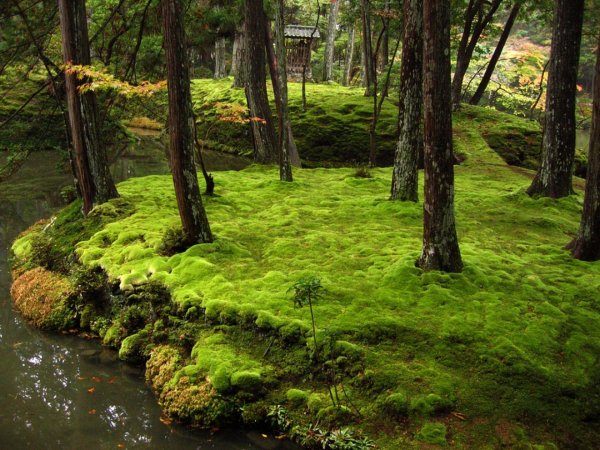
0 137 297 449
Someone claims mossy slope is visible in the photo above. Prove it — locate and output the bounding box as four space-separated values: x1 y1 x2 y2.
11 101 600 448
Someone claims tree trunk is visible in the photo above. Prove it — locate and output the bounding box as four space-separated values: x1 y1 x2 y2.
343 21 355 86
273 0 293 181
451 0 502 108
527 0 584 198
391 0 423 202
265 16 301 168
568 31 600 260
418 0 462 272
232 27 248 88
323 0 340 82
469 3 520 105
58 0 118 216
378 0 389 71
162 0 213 244
244 0 278 163
214 35 227 79
360 0 373 95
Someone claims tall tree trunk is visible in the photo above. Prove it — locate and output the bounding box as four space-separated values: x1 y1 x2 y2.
323 0 340 82
391 0 423 201
378 0 389 71
568 31 600 260
273 0 293 181
469 3 520 105
58 0 118 216
418 0 463 272
162 0 213 244
244 0 278 163
214 35 227 79
451 0 502 108
232 27 248 88
343 21 355 86
360 0 373 95
527 0 584 198
265 17 301 168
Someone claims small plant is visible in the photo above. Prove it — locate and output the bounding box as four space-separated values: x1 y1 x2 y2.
267 404 291 431
353 166 372 178
288 276 325 360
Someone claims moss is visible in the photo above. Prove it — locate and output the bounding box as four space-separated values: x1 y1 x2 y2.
230 370 263 393
118 326 152 363
416 422 447 446
307 393 327 413
384 392 409 417
103 323 125 348
10 267 75 330
286 388 309 406
316 405 353 427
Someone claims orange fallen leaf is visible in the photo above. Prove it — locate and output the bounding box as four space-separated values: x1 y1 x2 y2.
159 416 173 425
451 411 466 421
87 387 96 394
117 444 125 449
91 376 102 383
107 377 117 384
77 376 87 381
88 409 96 415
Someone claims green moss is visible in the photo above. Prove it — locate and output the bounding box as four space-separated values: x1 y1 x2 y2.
118 326 152 363
415 422 447 446
230 370 262 392
384 392 409 417
286 388 309 406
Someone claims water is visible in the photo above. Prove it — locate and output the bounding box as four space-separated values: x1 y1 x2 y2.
0 139 297 449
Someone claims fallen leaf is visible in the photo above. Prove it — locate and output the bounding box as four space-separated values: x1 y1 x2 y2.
117 444 125 449
275 435 286 440
87 387 96 394
451 411 466 421
88 409 96 415
107 377 117 384
159 416 173 425
261 434 268 438
91 376 102 383
77 376 87 381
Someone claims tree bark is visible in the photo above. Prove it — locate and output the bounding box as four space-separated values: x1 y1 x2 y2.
162 0 213 244
232 27 248 88
58 0 118 216
378 0 389 71
360 0 373 95
323 0 340 82
527 0 584 198
342 21 355 86
244 0 278 163
391 0 423 202
418 0 463 272
469 3 520 105
265 16 301 168
273 0 293 181
451 0 502 108
569 32 600 260
214 35 227 79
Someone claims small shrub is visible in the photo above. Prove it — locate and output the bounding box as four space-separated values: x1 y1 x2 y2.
353 166 372 178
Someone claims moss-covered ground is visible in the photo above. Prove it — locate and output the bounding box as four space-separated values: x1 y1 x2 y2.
11 85 600 448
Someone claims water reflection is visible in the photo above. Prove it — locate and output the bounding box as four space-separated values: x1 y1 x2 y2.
0 143 292 449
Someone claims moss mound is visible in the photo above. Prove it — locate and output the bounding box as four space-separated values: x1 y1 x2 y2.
10 267 75 330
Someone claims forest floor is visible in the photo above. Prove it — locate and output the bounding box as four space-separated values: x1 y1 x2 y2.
10 82 600 449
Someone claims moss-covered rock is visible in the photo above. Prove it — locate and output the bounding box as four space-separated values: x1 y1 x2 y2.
10 267 75 330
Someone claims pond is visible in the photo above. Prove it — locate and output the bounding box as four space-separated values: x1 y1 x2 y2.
0 136 298 449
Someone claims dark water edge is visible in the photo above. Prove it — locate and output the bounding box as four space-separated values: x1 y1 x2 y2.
0 144 298 449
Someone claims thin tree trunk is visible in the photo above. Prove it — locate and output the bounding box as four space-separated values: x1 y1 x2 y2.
232 27 248 88
58 0 118 216
418 0 463 272
323 0 340 82
214 35 227 79
451 0 502 108
527 0 584 198
265 16 301 168
391 0 423 201
231 31 239 77
343 21 355 86
244 0 278 163
470 3 520 105
378 0 389 71
273 0 293 181
162 0 213 244
568 31 600 260
360 0 373 95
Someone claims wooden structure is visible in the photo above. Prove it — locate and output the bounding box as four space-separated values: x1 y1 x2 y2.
284 25 320 80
